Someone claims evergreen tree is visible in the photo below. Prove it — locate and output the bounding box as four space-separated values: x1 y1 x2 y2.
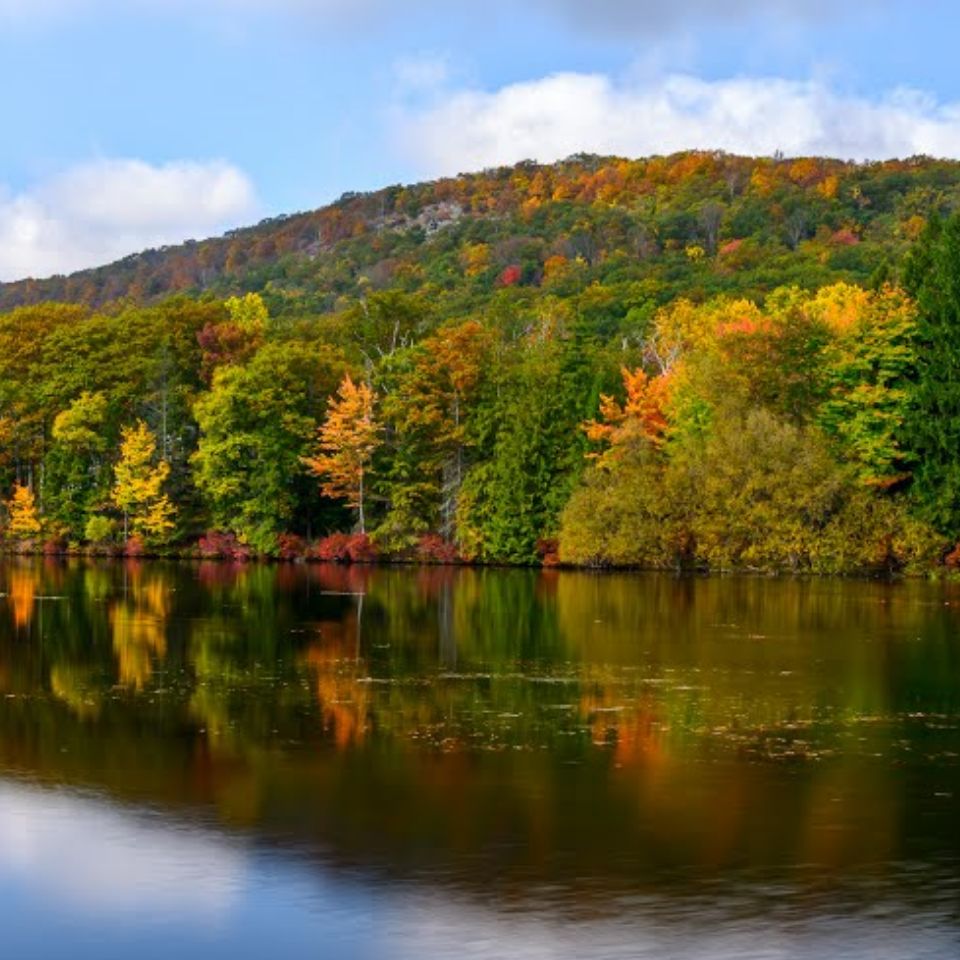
902 214 960 535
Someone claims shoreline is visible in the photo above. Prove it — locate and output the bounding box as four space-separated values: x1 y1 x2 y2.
0 545 945 580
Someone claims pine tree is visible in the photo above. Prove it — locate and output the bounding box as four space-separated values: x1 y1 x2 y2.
902 214 960 535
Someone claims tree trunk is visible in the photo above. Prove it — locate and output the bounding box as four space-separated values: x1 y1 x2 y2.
358 470 365 535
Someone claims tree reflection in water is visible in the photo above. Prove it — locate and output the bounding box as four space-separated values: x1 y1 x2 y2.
0 557 957 908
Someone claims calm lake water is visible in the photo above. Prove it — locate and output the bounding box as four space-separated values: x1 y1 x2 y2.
0 559 958 959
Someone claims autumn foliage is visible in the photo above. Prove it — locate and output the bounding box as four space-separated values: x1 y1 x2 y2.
310 533 378 563
111 423 176 545
585 368 672 462
2 155 960 571
5 483 42 541
303 375 380 534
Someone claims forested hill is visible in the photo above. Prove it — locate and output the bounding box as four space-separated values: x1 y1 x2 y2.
3 151 960 313
4 151 960 573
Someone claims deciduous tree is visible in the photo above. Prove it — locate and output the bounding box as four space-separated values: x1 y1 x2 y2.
303 375 380 534
112 420 176 543
6 482 42 540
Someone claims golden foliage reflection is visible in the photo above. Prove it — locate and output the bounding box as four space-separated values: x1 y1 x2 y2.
110 563 170 689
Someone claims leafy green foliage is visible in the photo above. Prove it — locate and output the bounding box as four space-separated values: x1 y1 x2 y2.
4 152 960 316
560 282 946 573
191 340 348 552
2 155 960 567
902 214 960 533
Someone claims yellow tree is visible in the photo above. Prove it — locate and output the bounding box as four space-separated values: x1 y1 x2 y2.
303 375 380 534
6 482 42 540
112 421 176 543
225 292 268 334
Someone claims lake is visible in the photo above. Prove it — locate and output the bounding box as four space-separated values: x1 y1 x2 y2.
0 558 958 958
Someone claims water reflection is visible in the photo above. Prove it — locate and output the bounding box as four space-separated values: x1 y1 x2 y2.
111 563 170 689
0 778 957 960
0 780 241 918
0 559 958 957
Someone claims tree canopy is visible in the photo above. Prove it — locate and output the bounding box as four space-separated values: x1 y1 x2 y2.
2 159 960 573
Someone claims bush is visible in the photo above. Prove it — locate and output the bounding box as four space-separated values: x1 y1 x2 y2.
310 532 378 563
197 530 253 561
536 537 561 567
42 537 67 555
415 534 460 564
276 533 307 560
560 408 945 574
123 535 147 557
310 533 350 561
84 515 115 544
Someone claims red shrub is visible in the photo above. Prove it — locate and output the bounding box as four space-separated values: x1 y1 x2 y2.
276 533 307 560
536 537 561 567
197 530 253 561
123 535 147 557
416 534 460 564
311 533 351 561
831 227 860 246
310 532 378 563
346 533 378 562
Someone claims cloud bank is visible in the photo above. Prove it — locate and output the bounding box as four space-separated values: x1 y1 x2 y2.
0 158 256 282
394 71 960 175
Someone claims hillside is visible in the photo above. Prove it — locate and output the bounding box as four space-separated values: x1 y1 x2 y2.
3 151 960 571
3 151 960 314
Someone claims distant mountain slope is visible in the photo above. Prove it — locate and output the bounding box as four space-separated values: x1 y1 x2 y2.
3 151 960 314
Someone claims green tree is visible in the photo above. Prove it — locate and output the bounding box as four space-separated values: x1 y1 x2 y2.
191 340 347 552
902 214 960 534
44 391 110 538
458 331 608 563
225 292 269 333
377 321 491 548
814 284 916 489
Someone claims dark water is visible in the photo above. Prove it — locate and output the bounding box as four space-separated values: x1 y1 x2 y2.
0 559 958 959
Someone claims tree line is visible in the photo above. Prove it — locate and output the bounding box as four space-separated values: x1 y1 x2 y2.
2 201 960 572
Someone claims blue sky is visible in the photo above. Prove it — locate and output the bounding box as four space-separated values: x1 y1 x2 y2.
1 1 958 280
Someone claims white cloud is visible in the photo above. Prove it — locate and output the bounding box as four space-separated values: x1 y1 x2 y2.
392 71 960 176
0 158 256 282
